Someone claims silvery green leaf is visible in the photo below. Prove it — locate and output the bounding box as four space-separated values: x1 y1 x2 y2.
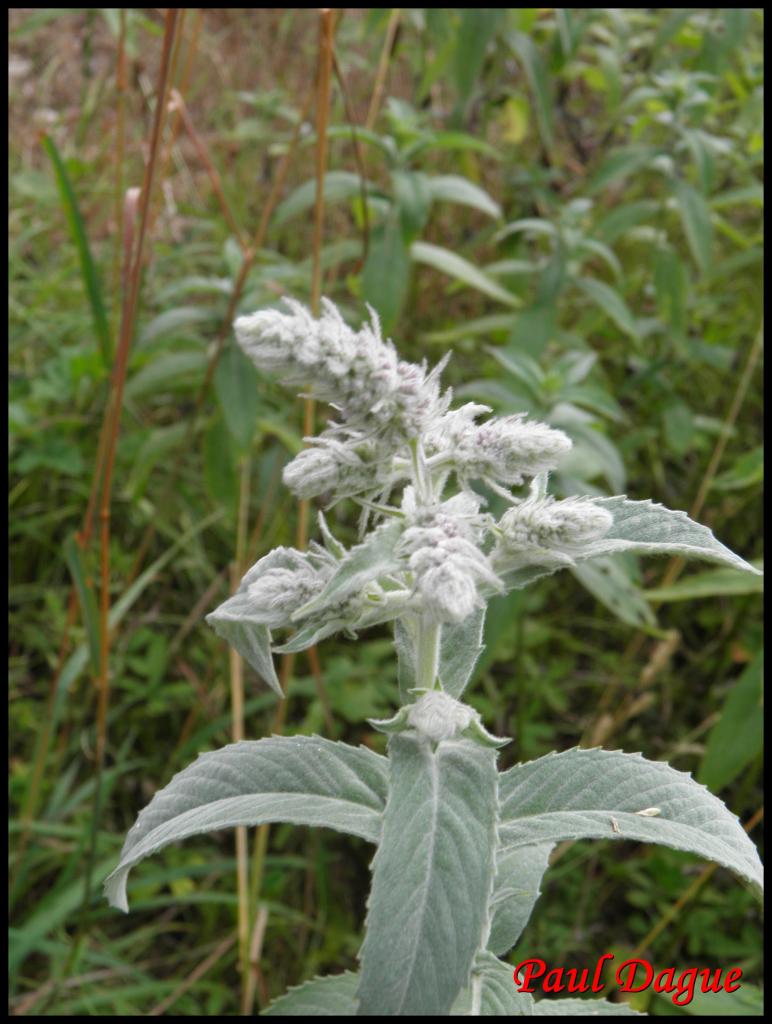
354 592 412 630
104 737 388 912
263 972 359 1016
317 511 347 560
533 997 643 1015
274 617 346 654
450 951 535 1015
439 606 486 699
498 497 760 593
586 497 761 574
487 843 555 956
498 558 573 592
206 591 281 695
395 616 418 704
498 748 763 895
356 734 499 1016
294 519 404 620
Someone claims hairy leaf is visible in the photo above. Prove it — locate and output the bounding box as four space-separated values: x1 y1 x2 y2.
451 951 535 1015
294 519 404 620
500 497 760 592
498 748 763 895
395 615 419 704
206 590 281 695
487 843 554 956
533 996 642 1015
357 734 499 1015
105 738 388 912
438 607 487 699
588 497 761 574
263 972 359 1016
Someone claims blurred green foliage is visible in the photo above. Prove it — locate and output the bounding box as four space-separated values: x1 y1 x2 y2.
9 8 763 1016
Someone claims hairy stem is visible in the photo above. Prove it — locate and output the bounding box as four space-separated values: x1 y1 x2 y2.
416 616 440 690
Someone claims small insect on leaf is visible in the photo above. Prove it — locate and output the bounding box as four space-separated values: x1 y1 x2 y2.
610 815 621 834
635 807 662 817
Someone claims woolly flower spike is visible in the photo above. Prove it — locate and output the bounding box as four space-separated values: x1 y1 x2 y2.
400 490 502 624
240 547 336 630
282 433 396 503
235 297 448 440
497 496 614 559
426 404 572 492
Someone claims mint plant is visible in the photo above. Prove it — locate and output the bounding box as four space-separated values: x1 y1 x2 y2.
105 299 763 1015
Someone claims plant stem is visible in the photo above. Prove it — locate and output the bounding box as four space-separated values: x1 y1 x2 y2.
416 616 440 689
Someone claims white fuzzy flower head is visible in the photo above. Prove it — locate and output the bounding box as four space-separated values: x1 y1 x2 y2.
427 406 572 490
282 433 397 503
234 298 448 441
498 496 613 554
407 690 476 743
241 548 334 629
400 491 502 623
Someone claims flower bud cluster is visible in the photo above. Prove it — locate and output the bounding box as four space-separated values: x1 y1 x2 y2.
400 491 502 624
426 403 573 491
240 547 335 630
282 434 393 502
235 298 448 441
495 495 613 563
407 690 476 742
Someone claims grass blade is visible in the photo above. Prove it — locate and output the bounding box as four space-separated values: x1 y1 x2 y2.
41 133 112 367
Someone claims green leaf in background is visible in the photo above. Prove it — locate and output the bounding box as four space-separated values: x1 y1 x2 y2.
391 169 432 243
699 653 763 792
711 446 763 491
203 415 238 512
587 145 657 194
362 214 410 333
509 31 556 153
575 277 639 340
42 134 111 368
499 93 530 144
356 734 499 1015
644 562 764 603
509 304 557 359
272 171 379 227
452 10 505 108
214 342 259 450
661 980 764 1017
63 535 100 676
105 737 388 911
425 173 501 219
671 177 714 275
662 399 694 456
498 747 764 895
125 350 208 400
653 247 688 336
411 241 520 308
139 306 218 347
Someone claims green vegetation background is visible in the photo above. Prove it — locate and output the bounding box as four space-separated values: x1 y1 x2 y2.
9 8 763 1016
